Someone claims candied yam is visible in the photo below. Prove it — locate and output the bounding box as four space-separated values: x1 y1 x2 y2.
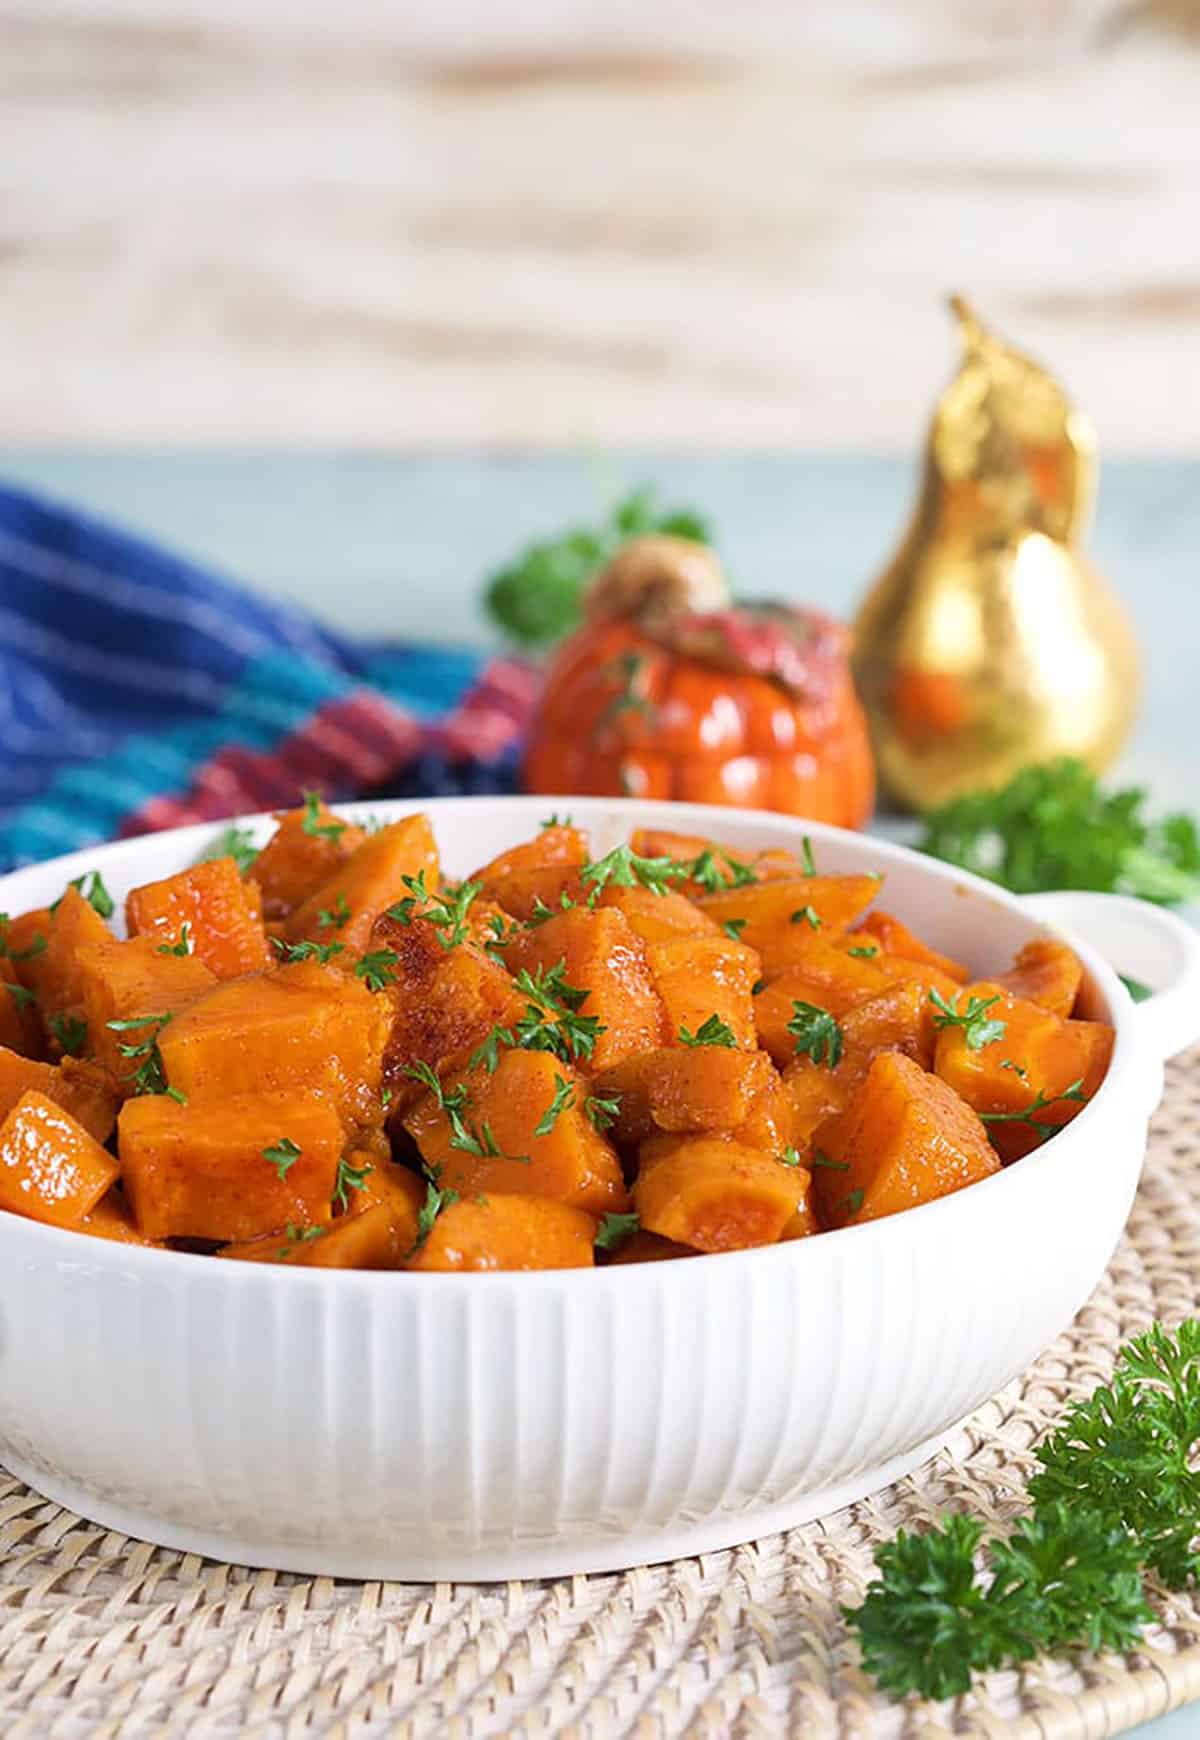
75 936 217 1090
933 981 1112 1161
126 857 272 979
371 913 524 1109
472 825 590 920
16 888 110 1020
404 1048 628 1216
220 1203 397 1269
856 909 969 983
0 1091 120 1227
0 966 41 1058
119 1089 343 1242
1 907 53 990
249 802 366 920
158 959 389 1140
696 875 880 959
349 1159 426 1260
285 813 440 953
406 1193 596 1272
593 1046 777 1144
594 884 721 945
79 1186 160 1246
645 934 759 1051
995 939 1083 1019
507 906 667 1072
633 1135 808 1252
0 1047 118 1143
814 1052 999 1229
780 1198 820 1239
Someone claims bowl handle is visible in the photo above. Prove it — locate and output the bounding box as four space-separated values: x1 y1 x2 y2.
1023 891 1200 1064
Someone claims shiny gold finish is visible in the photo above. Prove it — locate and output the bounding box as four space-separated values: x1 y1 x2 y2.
852 296 1140 812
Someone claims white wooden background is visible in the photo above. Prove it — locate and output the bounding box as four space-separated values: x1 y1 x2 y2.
1 1 1198 447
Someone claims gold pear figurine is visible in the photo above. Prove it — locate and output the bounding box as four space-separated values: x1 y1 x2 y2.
852 297 1140 812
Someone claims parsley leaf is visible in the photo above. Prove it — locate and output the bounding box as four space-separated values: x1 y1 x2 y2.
929 987 1006 1051
272 936 346 965
467 1024 515 1074
848 942 879 958
51 870 114 920
300 792 347 842
534 1073 576 1136
722 917 747 941
277 1223 326 1260
678 1014 738 1049
262 1136 302 1181
355 949 400 992
979 1079 1089 1144
580 843 686 903
202 824 259 874
512 961 604 1062
686 848 757 893
594 1211 641 1253
791 905 821 929
107 1012 182 1099
787 1000 844 1068
778 1146 804 1167
811 1149 849 1171
157 923 193 957
48 1012 87 1057
332 1155 373 1211
408 1178 460 1255
800 836 817 877
317 893 351 931
584 1091 621 1133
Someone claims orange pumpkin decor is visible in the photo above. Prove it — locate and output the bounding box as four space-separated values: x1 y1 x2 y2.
523 536 875 826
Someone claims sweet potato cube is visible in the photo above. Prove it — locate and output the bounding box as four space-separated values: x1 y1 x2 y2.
79 1186 161 1246
697 875 881 961
350 1159 426 1260
219 1202 398 1269
249 801 366 920
0 1047 118 1142
0 1091 120 1227
856 910 969 983
406 1193 596 1272
119 1089 343 1242
593 1046 778 1144
634 1135 808 1252
284 813 440 953
507 906 667 1072
471 825 590 921
404 1048 628 1215
159 960 389 1139
595 884 721 945
933 981 1112 1161
0 967 41 1059
814 1052 999 1229
1 906 54 991
75 936 217 1089
995 939 1083 1019
15 888 111 1021
645 934 760 1050
126 857 272 979
371 913 524 1109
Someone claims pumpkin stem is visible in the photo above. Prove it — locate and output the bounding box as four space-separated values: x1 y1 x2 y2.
585 534 730 627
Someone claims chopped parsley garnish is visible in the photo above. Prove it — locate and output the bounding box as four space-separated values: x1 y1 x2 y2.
540 812 574 829
355 949 400 992
511 961 604 1063
722 918 747 941
844 1187 865 1218
594 1211 641 1253
107 1012 183 1099
202 824 259 874
584 1092 621 1133
751 977 767 996
385 874 479 949
332 1155 374 1211
787 1001 844 1069
929 988 1006 1052
467 1024 515 1074
272 936 346 965
317 893 351 931
579 844 685 904
528 891 577 926
157 923 194 957
800 836 816 877
1001 1058 1029 1079
1120 973 1153 1003
686 848 757 893
48 1012 87 1057
979 1079 1089 1144
262 1136 302 1181
678 1014 739 1049
277 1223 326 1260
408 1179 460 1255
534 1074 576 1136
4 981 37 1011
778 1146 804 1168
848 942 879 958
50 869 114 920
791 905 821 929
300 792 347 842
811 1150 849 1171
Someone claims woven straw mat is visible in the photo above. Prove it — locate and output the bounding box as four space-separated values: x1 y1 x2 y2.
4 1050 1200 1740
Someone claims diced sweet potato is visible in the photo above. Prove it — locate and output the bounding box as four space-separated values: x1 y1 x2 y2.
780 980 935 1153
0 1091 120 1227
119 1089 343 1242
732 1067 805 1154
471 824 590 921
0 966 41 1058
371 912 525 1109
995 939 1083 1020
1 907 54 991
780 1197 820 1239
14 888 110 1021
645 934 760 1050
284 813 440 953
629 828 801 895
933 981 1112 1161
349 1159 426 1260
159 959 390 1140
507 906 667 1071
126 857 272 979
249 801 366 920
593 1046 778 1144
633 1135 808 1252
404 1048 629 1216
0 1047 118 1142
75 936 217 1089
813 1051 999 1229
406 1193 596 1272
594 884 721 945
79 1186 161 1246
220 1203 397 1268
697 874 880 961
856 910 969 983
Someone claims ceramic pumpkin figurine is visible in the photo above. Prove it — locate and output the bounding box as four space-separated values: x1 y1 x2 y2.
522 536 875 827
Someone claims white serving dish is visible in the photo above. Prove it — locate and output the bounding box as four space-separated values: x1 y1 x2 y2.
0 797 1197 1582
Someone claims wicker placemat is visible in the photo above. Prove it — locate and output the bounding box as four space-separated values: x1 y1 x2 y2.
3 1052 1200 1740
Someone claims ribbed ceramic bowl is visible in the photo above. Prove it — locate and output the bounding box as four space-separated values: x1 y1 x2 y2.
1 798 1198 1581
